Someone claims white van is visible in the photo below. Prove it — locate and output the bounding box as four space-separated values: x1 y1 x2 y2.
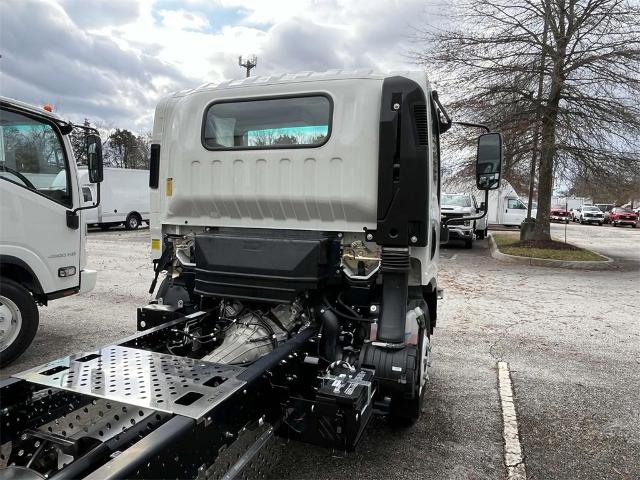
79 167 150 230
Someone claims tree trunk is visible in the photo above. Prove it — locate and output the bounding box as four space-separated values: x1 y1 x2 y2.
533 12 568 242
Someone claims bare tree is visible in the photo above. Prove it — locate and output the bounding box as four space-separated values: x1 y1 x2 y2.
415 0 640 241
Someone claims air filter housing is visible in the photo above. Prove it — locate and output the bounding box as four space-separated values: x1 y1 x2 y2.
194 228 340 303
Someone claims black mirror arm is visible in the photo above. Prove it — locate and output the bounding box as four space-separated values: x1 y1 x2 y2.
444 189 489 226
452 121 491 133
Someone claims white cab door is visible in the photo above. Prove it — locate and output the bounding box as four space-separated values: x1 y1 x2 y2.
0 107 81 294
503 197 527 226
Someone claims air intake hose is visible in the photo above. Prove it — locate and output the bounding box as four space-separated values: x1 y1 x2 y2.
318 308 340 362
377 247 410 343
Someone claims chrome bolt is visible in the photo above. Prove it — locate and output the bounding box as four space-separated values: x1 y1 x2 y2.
393 103 400 110
410 235 418 243
366 233 373 241
369 305 377 313
337 232 343 238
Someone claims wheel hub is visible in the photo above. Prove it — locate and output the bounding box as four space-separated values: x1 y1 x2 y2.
0 295 22 352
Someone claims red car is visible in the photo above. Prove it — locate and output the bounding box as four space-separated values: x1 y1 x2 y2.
609 207 638 228
550 206 571 224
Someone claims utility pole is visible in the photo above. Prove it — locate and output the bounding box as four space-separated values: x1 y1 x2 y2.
238 55 257 77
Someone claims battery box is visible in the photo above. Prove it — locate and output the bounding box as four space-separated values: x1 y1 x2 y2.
281 367 374 451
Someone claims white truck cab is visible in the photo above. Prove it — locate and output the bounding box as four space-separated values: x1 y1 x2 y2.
145 70 503 423
0 97 103 365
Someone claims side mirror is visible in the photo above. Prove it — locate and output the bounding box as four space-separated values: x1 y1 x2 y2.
86 134 103 183
476 132 502 190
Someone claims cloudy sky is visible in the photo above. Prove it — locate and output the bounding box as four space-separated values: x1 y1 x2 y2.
0 0 434 132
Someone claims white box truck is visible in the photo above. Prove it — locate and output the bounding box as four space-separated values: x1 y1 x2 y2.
80 167 150 230
0 96 104 365
444 178 534 227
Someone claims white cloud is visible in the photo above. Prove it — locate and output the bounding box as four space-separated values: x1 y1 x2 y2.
159 9 210 31
0 0 435 131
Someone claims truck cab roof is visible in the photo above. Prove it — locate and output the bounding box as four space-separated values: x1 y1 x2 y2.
0 95 65 123
170 69 428 98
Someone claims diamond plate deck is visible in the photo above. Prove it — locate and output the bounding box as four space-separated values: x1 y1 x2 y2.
14 346 247 420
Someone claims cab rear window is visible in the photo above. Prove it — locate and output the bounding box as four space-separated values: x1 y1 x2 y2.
202 95 332 150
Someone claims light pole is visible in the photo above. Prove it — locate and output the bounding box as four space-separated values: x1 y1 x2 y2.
238 55 257 77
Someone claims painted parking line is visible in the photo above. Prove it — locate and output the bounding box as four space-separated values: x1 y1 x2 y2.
497 361 527 480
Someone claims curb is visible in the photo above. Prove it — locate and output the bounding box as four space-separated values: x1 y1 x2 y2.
488 234 615 270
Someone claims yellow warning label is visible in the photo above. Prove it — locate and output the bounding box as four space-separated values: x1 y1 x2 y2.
166 177 173 197
151 239 161 250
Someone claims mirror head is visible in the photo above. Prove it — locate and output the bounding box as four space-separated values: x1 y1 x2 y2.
86 133 103 183
476 132 502 190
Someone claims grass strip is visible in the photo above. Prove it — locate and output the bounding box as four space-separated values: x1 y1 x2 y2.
492 233 607 261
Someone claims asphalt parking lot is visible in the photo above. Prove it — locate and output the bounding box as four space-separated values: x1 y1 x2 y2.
2 223 639 479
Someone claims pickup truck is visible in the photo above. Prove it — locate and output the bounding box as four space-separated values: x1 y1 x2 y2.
440 193 487 248
572 205 604 225
609 207 638 228
550 206 570 224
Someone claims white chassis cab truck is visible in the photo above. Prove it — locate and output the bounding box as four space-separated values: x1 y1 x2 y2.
0 72 502 479
0 97 104 365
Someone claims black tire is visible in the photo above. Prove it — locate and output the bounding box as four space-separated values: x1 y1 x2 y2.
476 230 485 240
464 238 473 249
0 279 39 366
633 223 637 229
580 217 585 224
125 213 141 230
388 309 431 427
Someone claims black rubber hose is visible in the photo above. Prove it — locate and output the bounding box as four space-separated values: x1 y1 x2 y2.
318 308 340 362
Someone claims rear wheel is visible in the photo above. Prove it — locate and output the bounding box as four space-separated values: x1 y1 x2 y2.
464 238 473 249
125 213 141 230
388 310 431 427
0 279 39 366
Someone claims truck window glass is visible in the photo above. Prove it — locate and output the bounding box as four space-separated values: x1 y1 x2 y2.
0 108 71 207
442 194 471 207
82 186 92 202
203 95 331 150
507 198 526 209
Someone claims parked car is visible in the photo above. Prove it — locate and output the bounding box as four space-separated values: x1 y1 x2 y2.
550 206 571 224
609 207 638 228
572 205 604 225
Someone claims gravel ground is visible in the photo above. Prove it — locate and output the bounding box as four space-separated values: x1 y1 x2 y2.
2 223 638 479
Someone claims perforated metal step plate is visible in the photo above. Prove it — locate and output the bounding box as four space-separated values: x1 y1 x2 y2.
14 346 247 420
